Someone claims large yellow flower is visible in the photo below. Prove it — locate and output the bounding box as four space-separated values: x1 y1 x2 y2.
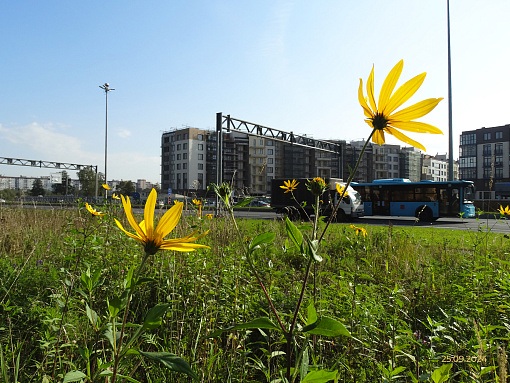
280 179 299 193
358 60 443 151
114 188 209 255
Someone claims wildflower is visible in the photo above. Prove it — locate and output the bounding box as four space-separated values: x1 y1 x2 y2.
335 184 349 198
85 202 105 217
358 60 443 151
280 179 299 193
112 193 121 200
350 224 367 237
102 183 111 190
114 188 209 255
205 213 213 220
306 177 327 196
499 205 510 216
192 198 203 218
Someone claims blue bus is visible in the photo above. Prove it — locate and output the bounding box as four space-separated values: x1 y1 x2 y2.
351 179 476 221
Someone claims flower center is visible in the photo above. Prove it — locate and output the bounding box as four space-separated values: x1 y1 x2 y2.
372 113 388 131
144 240 160 256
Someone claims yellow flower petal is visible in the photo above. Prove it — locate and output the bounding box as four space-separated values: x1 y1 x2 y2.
390 98 443 122
358 79 373 118
366 66 377 113
386 127 426 152
389 120 443 134
378 60 403 111
144 189 157 239
372 129 386 145
383 72 426 115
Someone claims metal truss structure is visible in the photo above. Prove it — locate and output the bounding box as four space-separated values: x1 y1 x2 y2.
215 113 343 185
0 157 97 172
216 113 342 154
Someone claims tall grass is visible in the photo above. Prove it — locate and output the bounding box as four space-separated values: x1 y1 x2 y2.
1 204 509 382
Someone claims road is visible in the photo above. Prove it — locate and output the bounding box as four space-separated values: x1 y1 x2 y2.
230 210 510 234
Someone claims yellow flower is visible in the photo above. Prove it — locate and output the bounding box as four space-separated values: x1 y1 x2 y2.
102 183 111 190
192 198 202 207
280 179 299 193
498 205 510 216
358 60 443 151
114 188 209 255
85 202 105 217
350 224 367 237
112 193 121 200
205 213 214 220
306 177 327 196
335 184 349 198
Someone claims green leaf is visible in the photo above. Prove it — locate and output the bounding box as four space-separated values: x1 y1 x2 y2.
107 296 122 318
306 238 322 262
306 302 318 326
143 304 170 330
208 317 281 337
302 316 350 337
139 351 199 381
301 369 338 382
86 304 99 328
63 370 87 383
431 363 452 383
249 232 276 253
285 217 303 250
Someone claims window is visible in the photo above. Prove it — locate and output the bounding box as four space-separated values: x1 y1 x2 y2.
177 154 181 160
483 144 491 156
496 131 503 139
460 133 476 145
177 144 181 150
197 134 203 140
183 143 188 150
164 136 169 143
267 149 274 155
198 144 204 150
182 163 187 169
483 132 492 141
198 154 203 160
268 158 273 164
176 164 181 170
198 163 203 170
183 153 188 159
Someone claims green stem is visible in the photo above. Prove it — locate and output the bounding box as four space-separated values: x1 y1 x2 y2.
110 253 149 383
319 129 375 243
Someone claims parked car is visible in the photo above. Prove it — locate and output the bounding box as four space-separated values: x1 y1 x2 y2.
247 199 270 207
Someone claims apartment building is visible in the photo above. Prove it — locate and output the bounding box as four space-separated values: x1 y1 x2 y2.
161 128 457 196
161 127 208 195
459 124 510 199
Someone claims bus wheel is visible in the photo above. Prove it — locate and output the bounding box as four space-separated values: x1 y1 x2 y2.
416 206 434 222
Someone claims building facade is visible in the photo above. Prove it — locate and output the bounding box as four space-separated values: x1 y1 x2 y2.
459 124 510 200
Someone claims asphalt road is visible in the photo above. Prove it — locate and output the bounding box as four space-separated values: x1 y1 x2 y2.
230 210 510 234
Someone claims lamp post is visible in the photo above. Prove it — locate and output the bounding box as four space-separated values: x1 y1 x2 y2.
99 83 114 196
447 0 454 180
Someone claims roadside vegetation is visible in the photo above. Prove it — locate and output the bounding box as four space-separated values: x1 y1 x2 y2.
1 198 510 382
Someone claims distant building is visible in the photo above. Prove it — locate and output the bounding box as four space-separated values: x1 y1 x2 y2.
459 124 510 199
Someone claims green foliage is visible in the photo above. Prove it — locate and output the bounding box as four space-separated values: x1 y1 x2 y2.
1 203 510 382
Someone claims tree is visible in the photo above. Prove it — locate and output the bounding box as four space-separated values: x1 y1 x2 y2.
116 180 135 196
30 179 45 196
52 171 75 195
77 167 103 197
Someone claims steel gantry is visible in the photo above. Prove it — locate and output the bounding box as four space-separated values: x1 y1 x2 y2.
0 156 99 198
215 112 344 186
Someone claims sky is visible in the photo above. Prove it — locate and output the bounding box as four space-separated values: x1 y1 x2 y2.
1 1 509 184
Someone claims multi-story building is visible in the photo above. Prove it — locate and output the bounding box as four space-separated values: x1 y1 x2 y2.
400 147 422 182
459 125 510 199
161 128 461 196
161 127 208 195
421 155 449 182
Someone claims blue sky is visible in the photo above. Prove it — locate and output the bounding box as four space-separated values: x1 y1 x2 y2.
1 1 509 184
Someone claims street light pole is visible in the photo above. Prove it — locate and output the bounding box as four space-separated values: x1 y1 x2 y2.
99 83 114 196
447 0 454 180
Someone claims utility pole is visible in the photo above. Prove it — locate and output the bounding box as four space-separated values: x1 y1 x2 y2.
99 82 115 196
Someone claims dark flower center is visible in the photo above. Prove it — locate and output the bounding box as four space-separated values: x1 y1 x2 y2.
144 240 160 255
372 113 388 130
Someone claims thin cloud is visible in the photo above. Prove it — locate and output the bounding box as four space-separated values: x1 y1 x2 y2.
116 128 132 138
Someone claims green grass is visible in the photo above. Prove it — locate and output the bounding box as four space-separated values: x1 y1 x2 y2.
1 204 510 382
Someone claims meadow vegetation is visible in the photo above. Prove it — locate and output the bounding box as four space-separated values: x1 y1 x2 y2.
1 201 510 382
